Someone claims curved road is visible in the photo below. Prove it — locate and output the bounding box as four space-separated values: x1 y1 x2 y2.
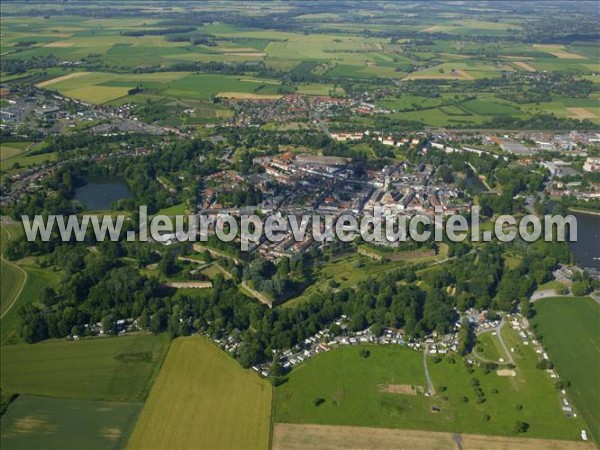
0 221 28 320
475 319 514 365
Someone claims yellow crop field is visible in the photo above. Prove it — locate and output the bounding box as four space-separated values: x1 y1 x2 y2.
127 336 272 450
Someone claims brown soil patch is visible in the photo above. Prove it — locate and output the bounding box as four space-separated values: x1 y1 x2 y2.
548 51 586 59
273 424 595 450
36 72 90 87
514 61 536 72
497 369 517 377
533 44 586 59
404 70 474 81
224 52 266 57
567 107 597 120
165 281 212 289
43 41 73 48
12 416 57 433
378 384 424 395
216 92 282 99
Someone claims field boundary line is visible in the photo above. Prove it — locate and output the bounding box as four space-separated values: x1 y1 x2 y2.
0 223 28 320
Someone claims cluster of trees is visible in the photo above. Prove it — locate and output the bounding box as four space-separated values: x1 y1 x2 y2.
1 55 61 74
19 247 166 343
120 26 196 37
421 241 571 314
242 252 314 301
218 185 263 207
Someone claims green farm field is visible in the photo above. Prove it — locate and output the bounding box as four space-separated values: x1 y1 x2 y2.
0 395 141 450
533 297 600 443
126 335 272 450
36 71 286 104
275 341 586 440
1 334 170 402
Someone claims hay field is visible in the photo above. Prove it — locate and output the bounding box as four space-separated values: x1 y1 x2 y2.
272 424 596 450
126 336 272 450
567 107 598 120
513 61 536 72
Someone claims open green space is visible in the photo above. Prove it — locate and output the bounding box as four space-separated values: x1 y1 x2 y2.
0 395 141 450
533 297 600 443
474 332 505 363
1 334 170 402
0 142 32 161
126 335 272 450
0 225 27 317
276 342 586 439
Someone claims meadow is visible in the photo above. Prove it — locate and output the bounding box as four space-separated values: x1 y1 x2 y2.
1 334 170 402
0 141 32 161
474 331 506 363
275 341 586 440
0 222 60 345
0 395 141 450
0 225 26 318
126 335 272 450
533 297 600 443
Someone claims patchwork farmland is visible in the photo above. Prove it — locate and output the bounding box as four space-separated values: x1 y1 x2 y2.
126 336 272 450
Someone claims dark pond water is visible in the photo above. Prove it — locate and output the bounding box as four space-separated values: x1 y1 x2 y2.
74 177 133 210
569 212 600 270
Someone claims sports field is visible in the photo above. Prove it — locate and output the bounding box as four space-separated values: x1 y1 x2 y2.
1 395 141 450
275 343 585 439
533 297 600 443
126 335 272 450
1 334 169 401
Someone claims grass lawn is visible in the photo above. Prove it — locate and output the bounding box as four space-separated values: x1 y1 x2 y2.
126 335 272 450
1 334 170 402
0 258 25 317
155 202 186 216
0 225 27 317
533 297 600 443
0 142 32 161
0 222 60 345
474 332 505 362
284 252 435 308
276 345 434 429
1 395 141 450
0 265 60 345
276 343 585 439
0 151 58 174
